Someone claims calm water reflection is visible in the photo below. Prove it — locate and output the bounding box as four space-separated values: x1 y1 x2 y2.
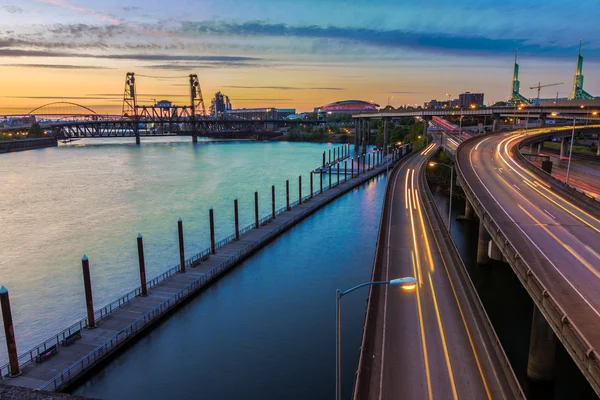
73 174 387 399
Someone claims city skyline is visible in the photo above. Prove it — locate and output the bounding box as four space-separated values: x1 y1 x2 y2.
0 0 598 113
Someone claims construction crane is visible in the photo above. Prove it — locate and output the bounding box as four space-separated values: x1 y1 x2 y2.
529 82 563 99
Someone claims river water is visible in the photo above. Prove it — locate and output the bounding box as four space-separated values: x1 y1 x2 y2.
0 137 359 366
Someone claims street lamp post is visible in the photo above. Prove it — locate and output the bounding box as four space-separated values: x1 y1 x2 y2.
387 96 393 107
429 162 454 233
566 117 576 185
336 277 417 400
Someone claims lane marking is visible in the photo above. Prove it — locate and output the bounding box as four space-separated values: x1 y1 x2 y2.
428 273 459 400
518 205 600 280
468 140 600 319
420 185 495 399
543 209 556 219
411 232 433 400
411 169 417 210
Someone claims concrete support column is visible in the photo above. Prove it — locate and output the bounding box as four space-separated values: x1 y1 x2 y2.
459 199 475 220
477 220 491 264
492 114 501 132
362 120 368 155
537 142 543 154
354 119 360 151
527 306 556 382
383 118 389 155
488 240 502 261
192 135 198 143
560 137 568 159
539 114 546 128
597 137 600 156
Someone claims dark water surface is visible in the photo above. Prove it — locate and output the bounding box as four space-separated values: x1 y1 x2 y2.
72 173 387 399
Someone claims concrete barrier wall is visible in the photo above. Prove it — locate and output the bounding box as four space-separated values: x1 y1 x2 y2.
456 134 600 396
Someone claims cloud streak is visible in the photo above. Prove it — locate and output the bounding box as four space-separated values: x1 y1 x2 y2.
224 85 344 91
37 0 121 25
176 20 599 60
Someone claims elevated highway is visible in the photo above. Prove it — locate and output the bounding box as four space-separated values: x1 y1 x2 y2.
354 144 522 399
457 127 600 395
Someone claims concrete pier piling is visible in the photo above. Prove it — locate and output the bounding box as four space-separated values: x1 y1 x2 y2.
527 307 557 381
234 199 240 239
178 218 185 272
81 255 96 328
329 166 332 188
254 192 259 228
337 163 340 185
209 208 216 254
0 286 20 376
323 152 326 168
310 173 314 199
286 180 290 211
137 234 147 296
476 221 491 264
298 176 302 204
351 159 354 178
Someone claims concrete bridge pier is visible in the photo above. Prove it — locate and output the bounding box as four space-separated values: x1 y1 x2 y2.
134 125 140 145
361 119 369 154
492 114 501 132
539 113 546 128
597 137 600 156
192 135 198 143
537 142 544 154
383 118 389 155
458 199 476 220
527 306 557 382
422 116 431 141
560 137 569 159
477 220 491 264
354 119 360 152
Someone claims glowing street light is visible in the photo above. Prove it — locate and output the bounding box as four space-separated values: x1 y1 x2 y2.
429 161 454 233
335 277 416 400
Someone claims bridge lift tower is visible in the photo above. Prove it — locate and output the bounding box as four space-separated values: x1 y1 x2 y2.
122 72 137 118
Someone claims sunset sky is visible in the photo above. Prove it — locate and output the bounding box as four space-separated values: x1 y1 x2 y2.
0 0 598 114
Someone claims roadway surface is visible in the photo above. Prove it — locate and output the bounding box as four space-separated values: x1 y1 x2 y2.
362 143 515 399
459 130 600 358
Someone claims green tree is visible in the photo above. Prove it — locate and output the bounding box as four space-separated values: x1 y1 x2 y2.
492 101 508 107
28 122 45 138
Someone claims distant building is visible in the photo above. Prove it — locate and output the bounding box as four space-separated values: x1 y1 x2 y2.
225 108 296 120
424 99 459 109
458 92 484 108
210 91 232 117
315 100 379 115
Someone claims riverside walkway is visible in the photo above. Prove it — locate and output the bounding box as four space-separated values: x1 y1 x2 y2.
0 146 407 392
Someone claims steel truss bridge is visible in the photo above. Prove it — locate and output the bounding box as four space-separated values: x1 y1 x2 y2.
0 73 321 140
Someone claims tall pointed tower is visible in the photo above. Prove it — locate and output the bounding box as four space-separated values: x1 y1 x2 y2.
568 40 593 100
508 50 530 105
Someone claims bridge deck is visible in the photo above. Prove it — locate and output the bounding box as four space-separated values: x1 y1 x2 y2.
354 142 522 399
1 151 396 392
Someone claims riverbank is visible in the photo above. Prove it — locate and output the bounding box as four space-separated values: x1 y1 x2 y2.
0 138 57 153
269 133 353 143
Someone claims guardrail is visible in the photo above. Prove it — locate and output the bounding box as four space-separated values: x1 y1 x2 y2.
352 151 416 400
39 155 397 392
516 130 600 213
455 133 600 396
